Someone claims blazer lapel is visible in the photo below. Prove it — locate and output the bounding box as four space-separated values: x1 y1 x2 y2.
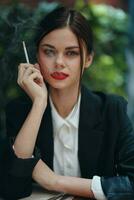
78 86 105 178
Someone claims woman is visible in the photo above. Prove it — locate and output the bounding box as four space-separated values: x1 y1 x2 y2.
5 6 134 200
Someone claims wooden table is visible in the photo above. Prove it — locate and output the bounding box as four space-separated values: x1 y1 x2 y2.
21 184 94 200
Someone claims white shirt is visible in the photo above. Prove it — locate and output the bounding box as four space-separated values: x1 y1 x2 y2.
49 94 106 200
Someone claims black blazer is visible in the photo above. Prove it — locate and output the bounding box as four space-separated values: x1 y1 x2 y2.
4 86 134 199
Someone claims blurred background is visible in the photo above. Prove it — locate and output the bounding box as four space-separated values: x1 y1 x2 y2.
0 0 134 137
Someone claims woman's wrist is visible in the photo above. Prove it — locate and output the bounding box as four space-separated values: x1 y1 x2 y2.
54 175 95 198
33 97 47 111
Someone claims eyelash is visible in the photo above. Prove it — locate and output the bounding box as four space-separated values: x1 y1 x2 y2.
43 49 55 57
66 51 79 56
43 49 79 57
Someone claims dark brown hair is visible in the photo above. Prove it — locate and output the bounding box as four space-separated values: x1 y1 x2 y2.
35 6 94 86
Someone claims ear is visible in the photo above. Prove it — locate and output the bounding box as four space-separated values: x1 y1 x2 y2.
84 52 94 69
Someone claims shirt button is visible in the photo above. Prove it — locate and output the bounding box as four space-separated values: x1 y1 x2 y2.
64 144 71 149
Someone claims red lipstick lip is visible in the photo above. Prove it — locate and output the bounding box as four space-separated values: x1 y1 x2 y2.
50 72 69 80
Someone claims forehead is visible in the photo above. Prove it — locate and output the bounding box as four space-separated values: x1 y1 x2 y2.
40 27 79 47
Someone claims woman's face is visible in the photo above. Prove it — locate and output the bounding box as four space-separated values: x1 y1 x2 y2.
37 27 92 91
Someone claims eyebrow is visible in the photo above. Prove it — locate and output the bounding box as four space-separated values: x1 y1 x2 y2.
41 44 79 50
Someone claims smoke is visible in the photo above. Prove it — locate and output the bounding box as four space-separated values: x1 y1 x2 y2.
0 5 37 85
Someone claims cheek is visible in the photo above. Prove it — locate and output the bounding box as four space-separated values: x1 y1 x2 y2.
38 54 49 66
68 58 81 71
39 65 50 81
38 55 53 74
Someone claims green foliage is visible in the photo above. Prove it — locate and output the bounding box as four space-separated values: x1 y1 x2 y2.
75 3 128 97
0 2 128 134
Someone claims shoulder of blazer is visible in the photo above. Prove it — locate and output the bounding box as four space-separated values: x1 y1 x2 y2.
81 85 127 115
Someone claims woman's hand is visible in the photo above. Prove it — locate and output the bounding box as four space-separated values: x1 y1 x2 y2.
14 64 48 158
17 63 47 104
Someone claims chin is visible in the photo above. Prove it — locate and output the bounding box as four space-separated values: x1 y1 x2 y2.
49 82 69 90
52 84 67 90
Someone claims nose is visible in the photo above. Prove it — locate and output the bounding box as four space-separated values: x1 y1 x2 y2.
55 54 65 69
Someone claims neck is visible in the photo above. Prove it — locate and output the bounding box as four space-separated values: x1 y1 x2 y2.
49 86 80 118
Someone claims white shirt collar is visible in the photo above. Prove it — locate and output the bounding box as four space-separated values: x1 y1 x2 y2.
49 93 81 132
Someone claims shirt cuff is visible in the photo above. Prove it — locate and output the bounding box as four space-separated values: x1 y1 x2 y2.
91 175 107 200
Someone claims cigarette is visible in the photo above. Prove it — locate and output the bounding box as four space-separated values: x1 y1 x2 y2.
22 41 30 63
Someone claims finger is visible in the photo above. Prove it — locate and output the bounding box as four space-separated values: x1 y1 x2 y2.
18 63 35 85
34 63 43 76
20 71 42 87
18 63 34 71
18 64 25 85
18 63 33 78
29 72 44 86
34 63 40 70
23 67 40 78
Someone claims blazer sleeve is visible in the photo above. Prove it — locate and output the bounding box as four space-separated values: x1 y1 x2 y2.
1 100 40 199
101 96 134 200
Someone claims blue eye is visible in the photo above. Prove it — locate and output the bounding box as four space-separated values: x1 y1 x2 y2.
44 49 55 57
66 51 79 56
